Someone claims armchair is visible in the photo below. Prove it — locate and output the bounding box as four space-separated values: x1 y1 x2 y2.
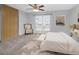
24 24 33 35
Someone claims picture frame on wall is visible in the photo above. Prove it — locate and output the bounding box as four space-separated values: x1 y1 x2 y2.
56 15 65 26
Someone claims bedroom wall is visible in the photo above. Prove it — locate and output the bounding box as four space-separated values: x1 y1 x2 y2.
19 5 79 35
69 5 79 24
51 10 70 34
19 11 30 35
27 11 70 34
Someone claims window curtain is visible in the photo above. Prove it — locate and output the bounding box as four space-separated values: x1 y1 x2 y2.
35 15 51 33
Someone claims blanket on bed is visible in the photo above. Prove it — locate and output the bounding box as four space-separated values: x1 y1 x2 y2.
40 32 79 55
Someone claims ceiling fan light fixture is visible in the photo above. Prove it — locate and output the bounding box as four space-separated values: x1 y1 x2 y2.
29 4 44 12
33 9 39 12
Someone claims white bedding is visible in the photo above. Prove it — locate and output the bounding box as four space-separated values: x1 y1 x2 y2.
40 32 79 54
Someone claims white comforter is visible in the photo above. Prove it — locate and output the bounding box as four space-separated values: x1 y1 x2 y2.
40 32 79 54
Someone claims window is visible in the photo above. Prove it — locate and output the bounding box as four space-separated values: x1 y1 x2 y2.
35 15 50 33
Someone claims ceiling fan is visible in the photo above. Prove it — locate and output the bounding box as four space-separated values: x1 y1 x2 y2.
29 4 44 12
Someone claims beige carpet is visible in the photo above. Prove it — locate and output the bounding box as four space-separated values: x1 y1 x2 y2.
0 33 68 55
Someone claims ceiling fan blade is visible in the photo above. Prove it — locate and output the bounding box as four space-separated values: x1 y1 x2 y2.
29 4 37 9
39 5 44 8
39 9 44 11
29 4 34 8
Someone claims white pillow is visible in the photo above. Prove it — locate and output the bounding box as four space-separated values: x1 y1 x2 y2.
37 34 46 41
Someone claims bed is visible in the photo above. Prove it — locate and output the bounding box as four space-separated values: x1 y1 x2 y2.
39 32 79 55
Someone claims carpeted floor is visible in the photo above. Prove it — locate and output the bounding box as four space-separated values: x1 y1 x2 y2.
0 33 68 55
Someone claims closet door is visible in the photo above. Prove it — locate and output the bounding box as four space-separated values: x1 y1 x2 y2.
2 5 19 42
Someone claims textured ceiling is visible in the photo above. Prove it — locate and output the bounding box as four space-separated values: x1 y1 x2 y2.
7 4 77 13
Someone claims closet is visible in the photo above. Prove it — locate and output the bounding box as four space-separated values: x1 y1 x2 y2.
1 5 19 43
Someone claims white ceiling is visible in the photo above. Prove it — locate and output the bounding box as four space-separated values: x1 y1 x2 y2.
7 4 77 13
